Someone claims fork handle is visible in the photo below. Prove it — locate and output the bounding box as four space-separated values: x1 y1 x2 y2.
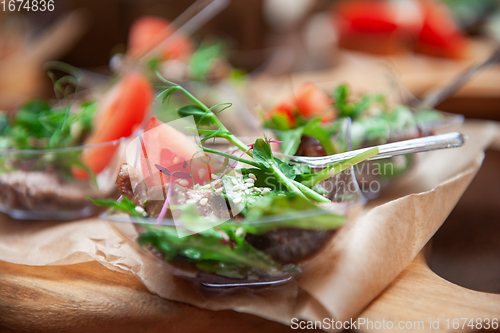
283 132 466 166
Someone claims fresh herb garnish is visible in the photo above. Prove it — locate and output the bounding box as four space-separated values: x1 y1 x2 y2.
89 197 143 217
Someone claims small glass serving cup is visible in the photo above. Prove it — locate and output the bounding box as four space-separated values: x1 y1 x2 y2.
102 140 366 287
0 138 129 220
248 63 464 198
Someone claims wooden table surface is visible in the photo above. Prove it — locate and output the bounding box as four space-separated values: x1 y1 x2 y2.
1 252 499 333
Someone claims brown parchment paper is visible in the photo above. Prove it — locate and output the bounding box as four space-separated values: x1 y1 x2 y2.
0 121 497 329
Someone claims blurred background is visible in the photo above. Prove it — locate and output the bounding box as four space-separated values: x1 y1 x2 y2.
0 0 499 293
1 0 500 115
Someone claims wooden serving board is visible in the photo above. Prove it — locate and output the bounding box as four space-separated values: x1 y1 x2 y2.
1 250 499 333
1 136 500 333
0 260 306 333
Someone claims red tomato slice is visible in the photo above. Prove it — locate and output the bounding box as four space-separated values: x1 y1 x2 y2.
294 82 336 122
333 0 422 55
268 99 296 128
73 72 153 179
335 0 399 33
139 116 211 189
128 16 193 61
416 1 468 59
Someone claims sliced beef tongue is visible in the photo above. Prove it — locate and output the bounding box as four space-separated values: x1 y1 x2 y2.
0 171 98 211
245 228 336 264
116 164 147 206
296 135 327 157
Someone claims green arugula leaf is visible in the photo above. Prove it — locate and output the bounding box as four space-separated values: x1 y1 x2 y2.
138 224 283 277
236 194 345 234
274 158 296 179
413 109 443 125
357 117 391 142
263 113 291 131
88 197 142 217
188 41 226 81
351 93 385 119
333 84 348 104
279 126 304 156
0 112 9 135
333 84 353 117
252 138 273 168
333 84 385 120
380 105 415 131
240 168 281 190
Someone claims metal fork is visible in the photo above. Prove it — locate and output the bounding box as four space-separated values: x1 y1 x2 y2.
415 46 500 109
274 132 466 167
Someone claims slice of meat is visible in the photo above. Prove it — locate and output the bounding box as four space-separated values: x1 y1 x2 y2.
0 171 103 211
245 228 336 264
116 163 147 206
296 135 327 157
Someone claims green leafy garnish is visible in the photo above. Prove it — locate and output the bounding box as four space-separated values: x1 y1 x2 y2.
188 41 226 81
138 224 284 278
178 105 217 126
88 197 142 217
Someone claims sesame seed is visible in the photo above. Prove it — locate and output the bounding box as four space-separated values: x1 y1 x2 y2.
199 198 208 206
261 188 271 195
233 184 242 191
211 173 218 180
201 184 212 189
173 157 181 164
231 178 238 185
233 197 242 204
198 170 205 178
135 206 145 214
216 187 224 194
249 174 257 181
191 194 201 202
178 179 189 187
244 178 255 184
186 199 197 205
244 189 250 194
245 183 254 188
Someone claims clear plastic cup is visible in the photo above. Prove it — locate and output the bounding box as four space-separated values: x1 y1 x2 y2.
246 65 464 198
0 137 129 220
104 160 365 287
